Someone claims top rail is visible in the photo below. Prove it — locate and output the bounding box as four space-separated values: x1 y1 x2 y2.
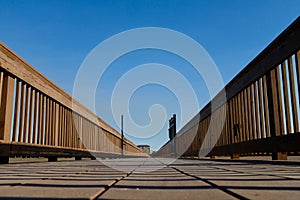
156 17 300 159
0 42 146 158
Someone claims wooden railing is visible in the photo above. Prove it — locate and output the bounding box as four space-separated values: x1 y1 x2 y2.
156 17 300 160
0 42 147 163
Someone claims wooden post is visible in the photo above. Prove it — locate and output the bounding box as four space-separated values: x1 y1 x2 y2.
48 156 57 162
272 152 287 160
121 115 124 157
267 69 288 160
0 75 14 164
0 75 14 141
75 156 82 160
231 153 240 159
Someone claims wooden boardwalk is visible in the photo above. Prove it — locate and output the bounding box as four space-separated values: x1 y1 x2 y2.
0 158 300 199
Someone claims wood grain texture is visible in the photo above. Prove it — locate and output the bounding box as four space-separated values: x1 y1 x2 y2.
0 75 14 141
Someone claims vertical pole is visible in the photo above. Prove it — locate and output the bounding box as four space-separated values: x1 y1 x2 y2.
0 75 14 141
0 75 14 164
121 115 124 157
173 114 176 157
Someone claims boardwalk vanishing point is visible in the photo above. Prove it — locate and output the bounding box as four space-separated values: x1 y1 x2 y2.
0 14 300 200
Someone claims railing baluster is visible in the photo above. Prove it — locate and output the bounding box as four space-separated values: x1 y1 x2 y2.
23 86 31 143
288 57 299 133
32 90 38 144
28 88 34 143
258 78 265 138
18 83 26 142
12 80 21 142
0 71 4 106
281 61 292 134
254 82 260 139
263 75 271 137
276 66 285 135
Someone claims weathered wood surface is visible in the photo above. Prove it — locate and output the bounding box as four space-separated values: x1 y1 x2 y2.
0 158 300 199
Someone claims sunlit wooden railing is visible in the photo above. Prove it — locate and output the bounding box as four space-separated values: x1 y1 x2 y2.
156 17 300 160
0 42 147 163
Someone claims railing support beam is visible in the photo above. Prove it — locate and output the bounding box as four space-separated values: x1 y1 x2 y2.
0 75 14 141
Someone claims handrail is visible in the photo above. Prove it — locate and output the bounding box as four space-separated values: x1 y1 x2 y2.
156 17 300 160
0 42 146 160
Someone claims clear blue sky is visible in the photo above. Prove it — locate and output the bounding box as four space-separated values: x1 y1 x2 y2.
0 0 299 150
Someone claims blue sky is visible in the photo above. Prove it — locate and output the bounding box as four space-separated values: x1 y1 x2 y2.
0 0 299 150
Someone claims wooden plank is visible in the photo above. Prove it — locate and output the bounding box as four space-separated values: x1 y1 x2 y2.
62 108 65 147
247 86 253 140
71 111 75 148
64 108 68 147
39 95 45 145
58 105 62 147
23 85 30 143
230 99 234 144
270 69 281 136
240 90 246 141
263 75 271 137
50 101 54 145
70 110 73 148
230 97 236 143
45 97 49 145
48 100 52 146
65 109 68 148
251 84 258 139
18 83 26 142
69 110 73 148
239 93 244 142
73 113 77 148
221 105 226 145
67 109 71 148
295 51 300 105
54 103 59 146
276 66 285 135
28 88 34 143
258 78 266 138
79 116 83 149
288 56 299 132
12 80 21 142
50 100 54 145
0 75 14 141
50 101 54 146
235 95 239 142
281 61 292 134
37 92 43 144
243 89 249 141
32 90 38 144
220 108 224 145
235 93 242 142
0 71 4 106
254 82 260 139
74 112 78 148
